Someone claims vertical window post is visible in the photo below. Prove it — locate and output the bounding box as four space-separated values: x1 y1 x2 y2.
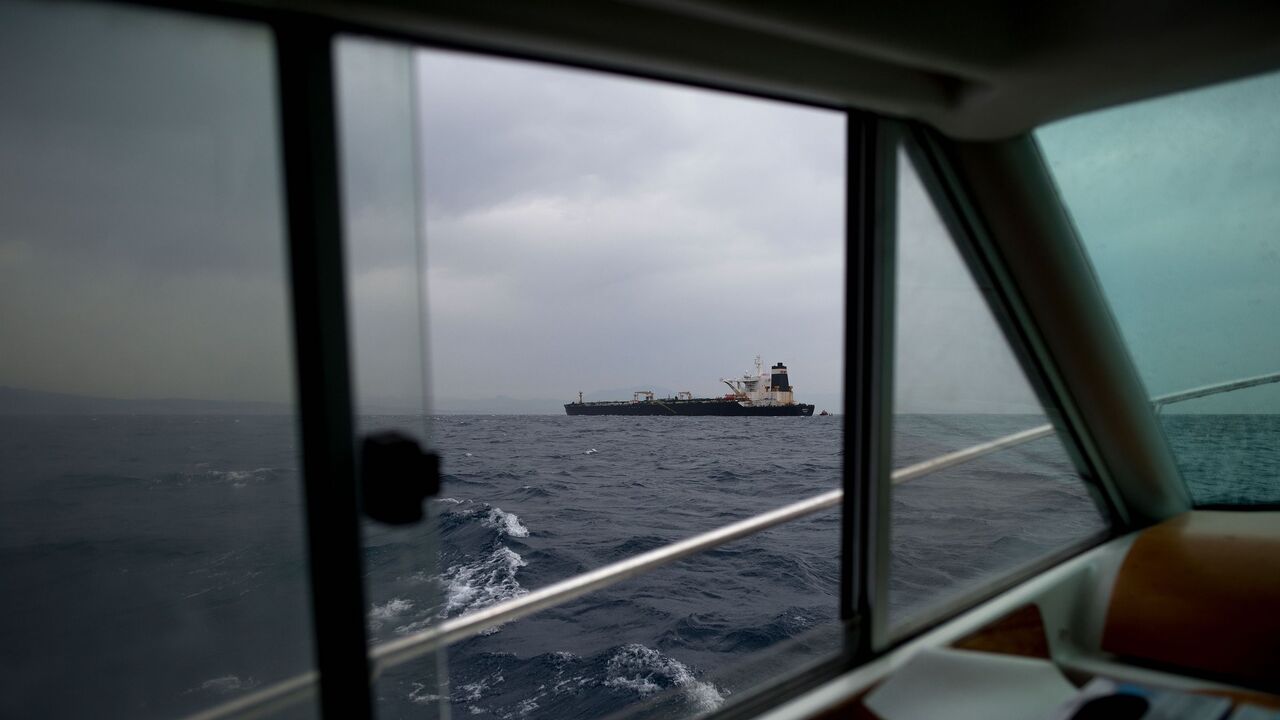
843 113 896 659
275 19 374 719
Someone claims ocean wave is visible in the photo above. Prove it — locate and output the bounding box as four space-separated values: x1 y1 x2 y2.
430 646 725 719
159 467 283 488
483 507 530 538
456 672 505 702
716 606 826 652
440 546 528 618
438 500 531 540
369 597 414 630
604 644 726 714
187 675 260 695
408 681 444 705
213 468 276 486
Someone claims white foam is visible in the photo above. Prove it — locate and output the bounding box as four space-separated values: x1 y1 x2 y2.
441 546 528 617
584 448 598 455
182 467 275 488
392 617 433 635
369 597 414 624
456 672 504 702
604 644 725 713
683 676 729 714
604 674 660 696
408 682 443 705
193 675 260 695
483 507 530 538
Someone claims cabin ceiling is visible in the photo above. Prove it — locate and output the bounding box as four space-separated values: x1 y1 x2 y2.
250 0 1280 138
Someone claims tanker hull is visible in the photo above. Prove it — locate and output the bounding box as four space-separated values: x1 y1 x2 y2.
564 399 814 416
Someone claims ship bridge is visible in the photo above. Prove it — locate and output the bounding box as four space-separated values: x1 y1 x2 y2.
722 356 797 406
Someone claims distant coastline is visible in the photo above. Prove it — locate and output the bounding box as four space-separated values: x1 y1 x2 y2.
0 386 290 415
8 385 1263 416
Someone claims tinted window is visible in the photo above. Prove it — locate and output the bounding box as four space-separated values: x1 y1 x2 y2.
889 146 1107 628
338 42 848 719
1038 70 1280 505
0 2 315 717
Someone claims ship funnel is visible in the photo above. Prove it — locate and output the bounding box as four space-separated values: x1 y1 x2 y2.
770 362 792 392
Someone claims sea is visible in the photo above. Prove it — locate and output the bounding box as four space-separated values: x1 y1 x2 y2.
1 413 1274 720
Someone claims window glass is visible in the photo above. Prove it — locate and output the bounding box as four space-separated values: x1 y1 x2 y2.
0 1 316 718
890 147 1107 627
336 37 449 718
1037 70 1280 505
340 42 847 719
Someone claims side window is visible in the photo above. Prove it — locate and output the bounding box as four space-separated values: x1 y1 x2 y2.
336 37 450 718
1037 70 1280 506
888 144 1108 629
336 41 849 720
0 1 316 718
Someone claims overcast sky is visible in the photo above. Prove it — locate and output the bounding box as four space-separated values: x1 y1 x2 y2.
339 42 1045 415
893 151 1043 414
2 0 1272 414
347 44 848 412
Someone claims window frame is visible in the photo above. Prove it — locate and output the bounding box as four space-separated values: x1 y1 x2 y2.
271 16 881 720
48 2 1158 719
275 20 374 718
864 123 1119 645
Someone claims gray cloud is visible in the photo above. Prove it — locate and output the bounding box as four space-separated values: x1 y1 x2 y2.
13 3 1248 418
341 45 848 411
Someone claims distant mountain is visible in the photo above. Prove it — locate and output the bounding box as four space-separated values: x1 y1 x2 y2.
428 396 564 415
0 386 290 415
428 387 680 415
426 387 845 416
582 386 680 402
0 385 845 417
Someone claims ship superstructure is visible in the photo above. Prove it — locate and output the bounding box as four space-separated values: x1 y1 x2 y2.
720 357 798 407
565 357 815 416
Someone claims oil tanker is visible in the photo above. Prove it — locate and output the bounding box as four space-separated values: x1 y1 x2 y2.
565 358 815 416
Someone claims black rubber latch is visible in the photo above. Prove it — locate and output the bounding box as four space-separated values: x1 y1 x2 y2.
360 431 441 525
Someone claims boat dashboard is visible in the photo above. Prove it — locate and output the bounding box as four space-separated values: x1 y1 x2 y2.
767 510 1280 719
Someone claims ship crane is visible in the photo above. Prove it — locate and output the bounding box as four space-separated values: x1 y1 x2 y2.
720 378 749 400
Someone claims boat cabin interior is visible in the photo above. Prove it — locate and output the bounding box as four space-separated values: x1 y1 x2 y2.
3 1 1279 719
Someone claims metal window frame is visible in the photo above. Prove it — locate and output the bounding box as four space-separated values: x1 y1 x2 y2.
275 19 376 720
918 131 1188 524
258 7 883 718
128 4 884 716
901 127 1128 527
45 3 1167 720
844 114 897 657
874 123 1121 644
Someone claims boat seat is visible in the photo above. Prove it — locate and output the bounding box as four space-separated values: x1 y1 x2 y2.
1102 510 1280 691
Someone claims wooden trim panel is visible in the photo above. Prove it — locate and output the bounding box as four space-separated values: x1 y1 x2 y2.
1103 511 1280 690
